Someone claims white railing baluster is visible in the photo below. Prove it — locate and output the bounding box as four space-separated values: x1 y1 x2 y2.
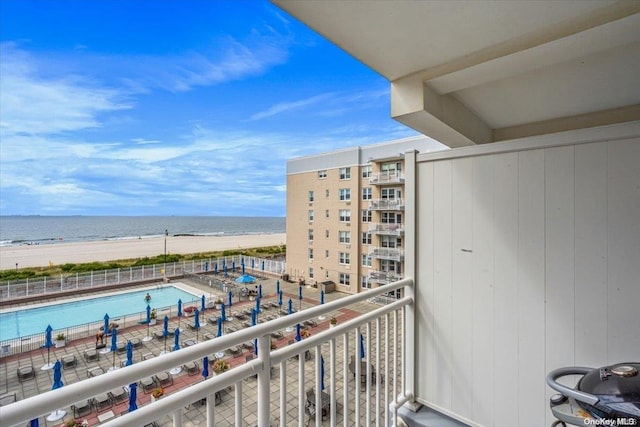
354 327 360 427
329 337 337 426
315 345 321 427
235 380 243 426
366 322 372 426
298 342 305 427
343 331 350 427
375 316 381 427
280 359 287 426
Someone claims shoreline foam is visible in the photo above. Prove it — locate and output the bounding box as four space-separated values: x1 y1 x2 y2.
0 232 286 270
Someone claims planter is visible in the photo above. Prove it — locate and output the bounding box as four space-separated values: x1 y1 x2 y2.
149 319 157 326
329 324 336 329
150 394 163 403
54 339 66 348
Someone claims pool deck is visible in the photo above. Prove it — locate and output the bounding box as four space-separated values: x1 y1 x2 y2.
0 277 385 426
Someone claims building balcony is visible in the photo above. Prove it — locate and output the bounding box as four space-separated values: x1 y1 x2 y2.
3 280 414 427
368 270 404 285
369 199 405 211
369 171 404 185
369 247 405 261
368 222 404 236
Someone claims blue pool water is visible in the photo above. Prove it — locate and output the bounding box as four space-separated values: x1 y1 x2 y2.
0 286 200 341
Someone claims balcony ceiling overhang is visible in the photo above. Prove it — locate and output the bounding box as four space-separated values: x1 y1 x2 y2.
273 0 640 147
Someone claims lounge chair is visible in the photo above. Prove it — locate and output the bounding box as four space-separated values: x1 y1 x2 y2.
271 331 284 340
203 332 215 340
140 377 156 393
93 393 113 413
108 387 128 404
183 361 199 376
130 337 142 348
153 330 166 339
87 366 105 377
0 392 17 406
84 348 99 362
142 352 156 360
72 399 93 418
304 319 318 328
17 365 35 382
154 371 173 387
61 354 77 369
116 341 127 353
229 346 243 357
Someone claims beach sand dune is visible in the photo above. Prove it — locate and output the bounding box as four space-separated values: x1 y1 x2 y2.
0 233 286 270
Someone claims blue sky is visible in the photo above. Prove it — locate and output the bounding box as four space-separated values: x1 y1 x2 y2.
0 1 421 217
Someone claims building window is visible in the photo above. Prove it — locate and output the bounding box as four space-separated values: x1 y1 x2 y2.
308 229 314 242
318 170 327 179
339 188 351 201
325 209 330 218
339 252 350 265
361 165 372 178
326 189 330 198
361 210 372 223
381 162 402 173
381 212 402 224
381 188 401 199
339 209 351 222
308 210 314 222
325 250 329 258
308 191 314 202
361 232 372 245
362 187 372 200
339 273 350 286
361 254 372 267
338 230 351 244
309 267 314 278
308 248 314 260
361 276 371 289
339 167 351 180
325 229 329 238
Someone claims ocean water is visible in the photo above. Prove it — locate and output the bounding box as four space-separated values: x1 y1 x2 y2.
0 216 285 247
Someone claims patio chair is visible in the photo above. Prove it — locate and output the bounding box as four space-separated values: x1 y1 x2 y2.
61 354 77 369
183 361 199 376
154 371 173 387
305 388 330 426
87 366 105 377
108 387 128 404
140 377 156 394
84 348 99 363
72 399 93 418
93 393 113 413
0 392 17 406
17 365 35 382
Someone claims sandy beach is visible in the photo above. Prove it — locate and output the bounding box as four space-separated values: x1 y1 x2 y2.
0 233 286 270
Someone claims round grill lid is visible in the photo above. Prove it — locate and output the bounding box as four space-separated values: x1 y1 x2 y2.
577 362 640 419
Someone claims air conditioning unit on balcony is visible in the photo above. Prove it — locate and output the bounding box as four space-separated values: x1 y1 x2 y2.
346 245 351 249
346 201 351 206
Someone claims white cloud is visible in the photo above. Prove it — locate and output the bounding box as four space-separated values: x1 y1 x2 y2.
250 92 334 120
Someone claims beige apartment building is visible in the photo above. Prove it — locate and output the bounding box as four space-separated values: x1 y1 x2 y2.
286 135 443 295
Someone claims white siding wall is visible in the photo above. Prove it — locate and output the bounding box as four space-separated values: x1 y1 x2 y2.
414 130 640 427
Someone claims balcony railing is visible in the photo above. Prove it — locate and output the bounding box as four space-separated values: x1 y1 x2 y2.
369 171 404 185
369 247 405 261
3 279 414 427
369 271 404 285
369 199 405 211
368 223 404 235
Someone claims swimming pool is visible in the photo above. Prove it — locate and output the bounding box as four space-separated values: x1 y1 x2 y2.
0 286 200 341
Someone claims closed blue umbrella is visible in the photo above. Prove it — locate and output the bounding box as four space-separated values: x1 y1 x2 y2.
224 264 228 277
223 259 226 268
258 284 263 298
194 309 200 329
52 360 63 389
251 259 255 270
360 333 365 359
163 315 169 353
125 341 133 366
278 291 283 307
221 303 227 322
256 297 261 314
298 285 303 311
251 308 257 326
173 328 180 351
103 313 110 336
177 299 183 330
201 295 206 312
29 419 39 427
253 339 258 355
288 298 293 315
128 382 138 412
214 262 218 274
295 324 302 342
276 280 280 294
232 261 235 272
228 291 233 307
320 290 325 305
44 325 53 368
216 317 223 337
202 357 209 379
321 355 326 390
111 328 118 368
242 261 245 275
261 260 265 271
145 305 151 338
